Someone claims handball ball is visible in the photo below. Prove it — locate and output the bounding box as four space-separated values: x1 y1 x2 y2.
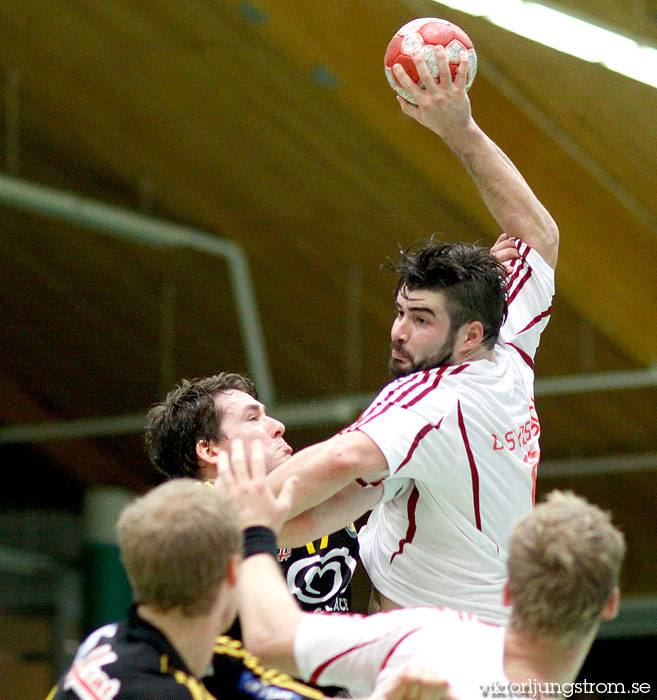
384 18 477 104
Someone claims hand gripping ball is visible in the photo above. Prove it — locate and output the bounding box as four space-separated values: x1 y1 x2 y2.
384 18 477 104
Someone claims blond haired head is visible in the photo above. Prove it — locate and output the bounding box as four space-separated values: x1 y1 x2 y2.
117 478 241 616
507 490 625 645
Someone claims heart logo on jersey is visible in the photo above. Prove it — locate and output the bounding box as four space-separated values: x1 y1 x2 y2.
286 547 357 605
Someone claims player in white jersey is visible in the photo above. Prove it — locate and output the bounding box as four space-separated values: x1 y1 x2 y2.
222 441 625 700
351 239 554 623
268 47 559 623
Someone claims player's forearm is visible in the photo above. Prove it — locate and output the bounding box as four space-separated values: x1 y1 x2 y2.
267 440 355 520
238 552 304 675
268 432 388 520
445 120 559 267
278 481 383 547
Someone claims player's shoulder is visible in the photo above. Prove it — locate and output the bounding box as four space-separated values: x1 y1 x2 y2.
127 665 207 699
388 607 503 649
506 238 555 292
383 605 471 622
389 367 464 406
386 605 496 627
209 636 324 700
412 365 480 411
510 237 554 270
50 646 197 700
211 635 258 668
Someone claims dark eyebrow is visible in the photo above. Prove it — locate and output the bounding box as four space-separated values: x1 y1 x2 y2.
408 305 436 317
397 301 436 317
239 402 264 418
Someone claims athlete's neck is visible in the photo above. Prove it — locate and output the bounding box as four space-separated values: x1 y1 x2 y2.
452 343 495 365
137 603 220 678
503 625 598 689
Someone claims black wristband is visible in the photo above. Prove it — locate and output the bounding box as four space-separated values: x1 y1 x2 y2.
243 525 278 559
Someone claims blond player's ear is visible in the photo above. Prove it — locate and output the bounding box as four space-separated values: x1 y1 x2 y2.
226 553 241 587
601 586 621 621
502 579 512 606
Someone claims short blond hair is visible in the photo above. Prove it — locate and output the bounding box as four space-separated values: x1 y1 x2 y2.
507 490 625 645
117 478 241 616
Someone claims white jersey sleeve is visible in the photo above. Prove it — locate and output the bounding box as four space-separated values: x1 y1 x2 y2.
500 239 555 361
294 608 507 700
342 369 461 480
294 612 403 697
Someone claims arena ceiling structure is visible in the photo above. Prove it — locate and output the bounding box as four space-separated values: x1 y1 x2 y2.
1 0 656 634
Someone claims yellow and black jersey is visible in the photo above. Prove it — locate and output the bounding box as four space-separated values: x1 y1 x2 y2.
46 606 215 700
46 607 322 700
226 525 360 642
203 636 324 700
278 525 359 614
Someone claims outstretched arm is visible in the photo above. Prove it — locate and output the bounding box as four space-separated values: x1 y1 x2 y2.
278 480 383 548
267 430 389 521
394 47 559 268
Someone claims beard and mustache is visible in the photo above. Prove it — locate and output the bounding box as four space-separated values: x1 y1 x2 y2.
388 329 457 379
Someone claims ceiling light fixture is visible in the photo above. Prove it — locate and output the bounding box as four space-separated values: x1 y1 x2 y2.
433 0 657 89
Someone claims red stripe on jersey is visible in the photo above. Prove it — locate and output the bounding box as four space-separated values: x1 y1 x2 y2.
384 371 434 406
338 377 423 435
69 666 105 700
514 238 531 263
507 266 532 305
516 239 531 256
349 373 430 431
387 371 433 402
348 372 434 433
379 627 422 673
504 239 528 286
517 304 552 335
401 367 446 408
309 634 392 685
506 342 534 370
505 258 523 288
506 242 531 301
389 485 420 564
457 402 482 531
393 419 443 475
401 364 469 409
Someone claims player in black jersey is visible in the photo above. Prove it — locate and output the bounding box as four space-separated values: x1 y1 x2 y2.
145 373 379 618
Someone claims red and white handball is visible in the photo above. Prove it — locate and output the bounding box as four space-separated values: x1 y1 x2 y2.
384 17 477 104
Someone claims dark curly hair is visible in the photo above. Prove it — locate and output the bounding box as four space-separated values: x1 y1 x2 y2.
145 373 257 479
389 238 509 349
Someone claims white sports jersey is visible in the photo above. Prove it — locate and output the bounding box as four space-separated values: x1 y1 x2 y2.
295 607 507 700
346 241 555 624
